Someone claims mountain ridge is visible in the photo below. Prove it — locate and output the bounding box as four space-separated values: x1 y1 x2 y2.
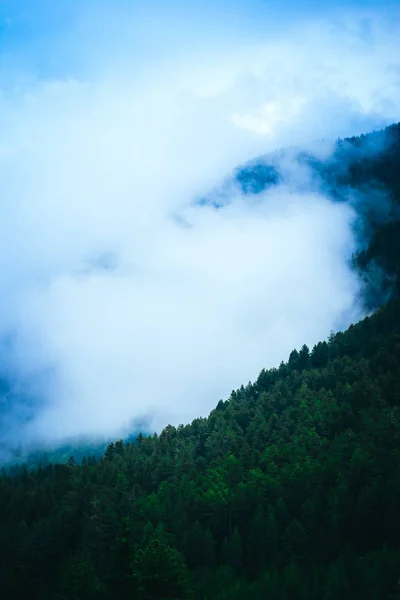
2 121 400 465
1 122 400 598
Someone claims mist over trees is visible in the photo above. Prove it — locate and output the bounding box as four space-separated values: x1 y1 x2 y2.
0 123 400 598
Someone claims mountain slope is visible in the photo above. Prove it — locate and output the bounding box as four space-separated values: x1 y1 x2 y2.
1 300 400 598
1 124 400 599
209 122 400 308
2 122 400 464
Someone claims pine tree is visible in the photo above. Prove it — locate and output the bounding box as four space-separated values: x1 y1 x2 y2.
133 537 193 599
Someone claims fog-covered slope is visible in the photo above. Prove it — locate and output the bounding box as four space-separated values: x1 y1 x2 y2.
1 123 400 465
0 123 400 598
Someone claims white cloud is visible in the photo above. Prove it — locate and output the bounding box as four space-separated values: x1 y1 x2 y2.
0 4 399 447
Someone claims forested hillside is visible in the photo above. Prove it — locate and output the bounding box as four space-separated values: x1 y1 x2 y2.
2 297 400 599
212 122 400 307
1 124 400 599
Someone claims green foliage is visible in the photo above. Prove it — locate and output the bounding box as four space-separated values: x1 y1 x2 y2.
1 124 400 599
54 551 103 600
133 537 193 599
2 294 400 598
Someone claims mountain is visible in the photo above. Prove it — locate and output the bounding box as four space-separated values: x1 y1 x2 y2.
1 123 399 464
206 122 400 307
2 295 400 598
0 123 400 599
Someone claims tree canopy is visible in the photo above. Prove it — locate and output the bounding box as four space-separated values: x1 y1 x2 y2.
1 123 400 599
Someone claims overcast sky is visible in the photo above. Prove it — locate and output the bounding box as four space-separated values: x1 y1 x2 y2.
0 0 399 449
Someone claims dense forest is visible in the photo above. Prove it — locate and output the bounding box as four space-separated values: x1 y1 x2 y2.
1 123 400 599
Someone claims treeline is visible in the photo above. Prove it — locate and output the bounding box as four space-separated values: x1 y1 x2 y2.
237 122 400 307
1 123 400 598
235 122 400 202
1 297 400 598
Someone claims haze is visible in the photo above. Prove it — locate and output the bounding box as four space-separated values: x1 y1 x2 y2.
0 0 399 451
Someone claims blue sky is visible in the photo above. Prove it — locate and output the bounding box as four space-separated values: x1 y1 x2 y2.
0 0 399 450
1 0 397 77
